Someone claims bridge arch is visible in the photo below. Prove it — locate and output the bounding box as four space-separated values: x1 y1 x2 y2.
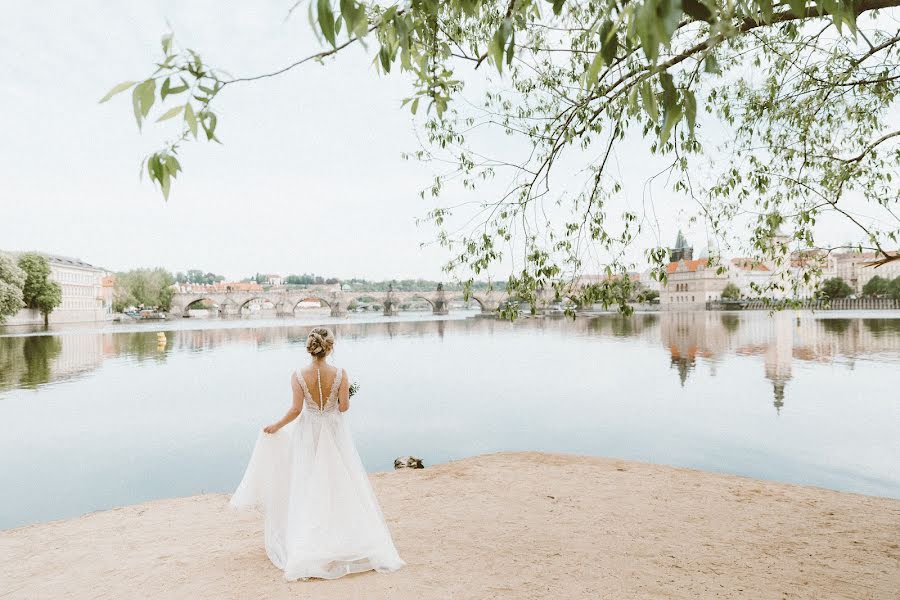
288 295 333 313
447 294 486 310
346 294 385 312
179 296 222 317
403 294 436 310
236 296 280 313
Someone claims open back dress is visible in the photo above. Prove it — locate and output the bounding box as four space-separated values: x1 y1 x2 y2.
230 364 405 580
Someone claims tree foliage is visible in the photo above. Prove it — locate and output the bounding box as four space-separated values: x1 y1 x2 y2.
104 0 900 314
17 253 63 325
114 268 176 311
890 276 900 299
862 274 891 296
0 253 26 323
175 269 225 285
820 276 853 299
721 282 741 300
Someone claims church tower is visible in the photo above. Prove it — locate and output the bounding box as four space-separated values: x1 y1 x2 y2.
668 230 694 263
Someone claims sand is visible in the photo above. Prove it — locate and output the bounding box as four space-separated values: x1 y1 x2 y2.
2 452 898 599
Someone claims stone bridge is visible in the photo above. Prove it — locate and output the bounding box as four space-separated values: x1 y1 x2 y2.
169 285 526 318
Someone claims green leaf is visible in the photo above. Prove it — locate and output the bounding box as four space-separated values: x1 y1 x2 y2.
490 20 512 73
156 104 185 122
184 103 198 138
161 77 171 101
164 154 181 175
551 0 565 15
758 0 773 23
202 111 219 142
639 80 658 121
683 89 697 134
132 87 142 129
318 0 337 47
411 97 420 115
161 168 171 200
658 72 677 110
585 51 604 88
340 0 358 34
167 86 189 95
703 53 720 74
340 0 368 37
599 20 617 65
660 102 683 145
99 80 137 103
137 79 156 118
161 33 173 55
379 45 392 72
627 85 639 115
786 0 806 15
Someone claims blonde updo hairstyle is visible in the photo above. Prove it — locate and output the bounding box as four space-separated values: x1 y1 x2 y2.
306 327 335 359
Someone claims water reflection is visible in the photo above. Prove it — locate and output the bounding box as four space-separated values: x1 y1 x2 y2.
1 311 899 527
3 312 900 407
659 311 900 410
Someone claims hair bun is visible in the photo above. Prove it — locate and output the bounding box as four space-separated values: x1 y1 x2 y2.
306 327 334 358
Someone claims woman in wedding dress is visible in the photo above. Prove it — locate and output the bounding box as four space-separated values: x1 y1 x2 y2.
230 327 405 581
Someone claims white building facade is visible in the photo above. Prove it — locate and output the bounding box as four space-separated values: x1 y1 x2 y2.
4 254 113 325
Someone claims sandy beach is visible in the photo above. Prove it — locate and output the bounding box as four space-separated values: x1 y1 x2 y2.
2 452 898 599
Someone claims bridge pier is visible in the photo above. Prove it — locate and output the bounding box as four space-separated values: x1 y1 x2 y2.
221 300 242 317
432 290 449 315
383 291 399 316
328 291 348 318
274 300 292 318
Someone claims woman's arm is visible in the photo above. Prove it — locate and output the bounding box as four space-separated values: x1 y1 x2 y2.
263 373 304 433
338 369 350 413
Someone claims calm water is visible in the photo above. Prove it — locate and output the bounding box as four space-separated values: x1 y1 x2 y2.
1 310 899 529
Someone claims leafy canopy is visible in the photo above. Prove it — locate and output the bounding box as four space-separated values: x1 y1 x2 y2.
820 276 853 299
114 269 176 312
17 253 62 319
0 253 26 323
721 282 741 300
103 0 900 314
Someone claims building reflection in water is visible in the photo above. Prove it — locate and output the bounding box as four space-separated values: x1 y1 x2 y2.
2 313 899 410
660 310 900 412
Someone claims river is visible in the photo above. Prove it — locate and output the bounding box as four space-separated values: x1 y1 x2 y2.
1 310 898 528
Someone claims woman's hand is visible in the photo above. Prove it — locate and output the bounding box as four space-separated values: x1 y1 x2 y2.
263 423 281 434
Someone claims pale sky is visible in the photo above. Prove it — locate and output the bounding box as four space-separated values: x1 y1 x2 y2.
0 2 887 281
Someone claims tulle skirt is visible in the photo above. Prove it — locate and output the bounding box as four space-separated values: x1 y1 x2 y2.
230 411 405 580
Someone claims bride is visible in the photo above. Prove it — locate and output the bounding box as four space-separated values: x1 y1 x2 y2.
230 327 405 581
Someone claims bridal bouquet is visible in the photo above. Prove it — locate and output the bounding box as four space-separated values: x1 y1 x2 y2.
349 381 359 398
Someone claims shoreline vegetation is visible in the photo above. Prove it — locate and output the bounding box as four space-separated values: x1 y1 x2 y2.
3 452 898 599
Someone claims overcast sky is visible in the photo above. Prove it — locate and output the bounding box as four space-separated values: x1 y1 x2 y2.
1 2 887 281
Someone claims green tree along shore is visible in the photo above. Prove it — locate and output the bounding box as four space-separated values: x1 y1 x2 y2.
18 254 62 327
721 283 741 301
820 277 854 300
102 0 900 315
0 254 26 323
114 269 176 312
0 253 63 326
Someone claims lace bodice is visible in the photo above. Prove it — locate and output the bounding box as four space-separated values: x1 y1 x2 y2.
296 366 343 414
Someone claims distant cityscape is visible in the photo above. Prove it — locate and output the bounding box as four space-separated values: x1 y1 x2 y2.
2 232 898 326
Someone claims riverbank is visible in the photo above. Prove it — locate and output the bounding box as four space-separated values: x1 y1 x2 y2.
3 452 898 599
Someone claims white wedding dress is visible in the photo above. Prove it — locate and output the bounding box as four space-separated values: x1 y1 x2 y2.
230 365 405 580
